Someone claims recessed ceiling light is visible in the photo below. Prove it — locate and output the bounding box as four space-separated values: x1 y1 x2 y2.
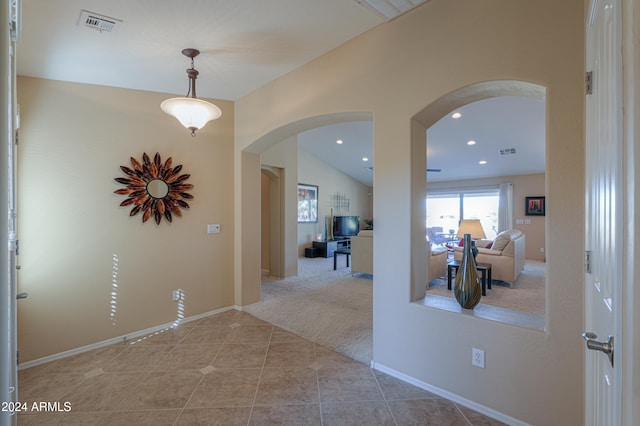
467 140 476 146
478 160 487 165
336 139 343 144
362 157 369 162
451 112 462 119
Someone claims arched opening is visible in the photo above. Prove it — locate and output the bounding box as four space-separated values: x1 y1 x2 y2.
411 80 547 326
240 112 373 305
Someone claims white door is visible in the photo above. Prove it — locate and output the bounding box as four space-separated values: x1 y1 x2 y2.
1 1 19 425
584 0 623 424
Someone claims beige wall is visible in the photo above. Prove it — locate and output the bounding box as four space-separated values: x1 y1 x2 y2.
297 150 372 255
429 173 546 261
261 137 298 277
260 172 271 271
17 77 235 362
234 0 584 424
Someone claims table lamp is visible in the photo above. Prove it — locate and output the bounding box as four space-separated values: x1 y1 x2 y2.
456 219 486 258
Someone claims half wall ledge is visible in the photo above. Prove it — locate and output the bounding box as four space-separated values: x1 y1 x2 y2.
416 295 545 331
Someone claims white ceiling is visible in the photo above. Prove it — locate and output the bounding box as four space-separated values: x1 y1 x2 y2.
299 96 545 187
16 0 544 187
426 96 545 183
17 0 413 100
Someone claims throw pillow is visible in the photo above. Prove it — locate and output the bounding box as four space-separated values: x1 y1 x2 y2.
491 231 512 252
485 241 493 249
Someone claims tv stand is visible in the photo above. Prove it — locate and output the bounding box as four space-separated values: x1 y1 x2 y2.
312 238 350 258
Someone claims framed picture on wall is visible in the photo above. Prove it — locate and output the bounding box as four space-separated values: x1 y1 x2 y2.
525 196 546 216
298 183 318 223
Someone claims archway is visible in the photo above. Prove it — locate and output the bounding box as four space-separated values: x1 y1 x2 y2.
410 80 546 321
239 112 373 306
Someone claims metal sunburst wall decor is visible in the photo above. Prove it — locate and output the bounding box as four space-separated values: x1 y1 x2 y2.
114 152 193 225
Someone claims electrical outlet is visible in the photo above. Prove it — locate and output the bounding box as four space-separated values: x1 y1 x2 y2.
472 348 485 368
172 289 182 301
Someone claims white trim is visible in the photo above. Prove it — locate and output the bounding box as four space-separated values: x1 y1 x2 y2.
622 0 640 423
371 361 530 426
18 306 236 370
235 302 267 311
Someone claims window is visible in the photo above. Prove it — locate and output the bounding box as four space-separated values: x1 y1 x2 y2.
427 188 500 240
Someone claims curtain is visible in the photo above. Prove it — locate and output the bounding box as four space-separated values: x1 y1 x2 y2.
498 183 513 232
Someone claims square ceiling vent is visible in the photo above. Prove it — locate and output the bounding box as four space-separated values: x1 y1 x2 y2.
498 148 517 156
78 10 122 33
353 0 429 20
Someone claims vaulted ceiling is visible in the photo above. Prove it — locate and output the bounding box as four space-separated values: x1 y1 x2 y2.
17 0 544 187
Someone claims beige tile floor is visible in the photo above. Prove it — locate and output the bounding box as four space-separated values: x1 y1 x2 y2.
17 310 504 425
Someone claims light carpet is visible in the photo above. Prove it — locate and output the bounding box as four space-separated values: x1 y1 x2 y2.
427 260 546 316
245 257 546 365
244 257 373 364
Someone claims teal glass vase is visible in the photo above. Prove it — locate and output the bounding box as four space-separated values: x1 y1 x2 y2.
454 234 482 309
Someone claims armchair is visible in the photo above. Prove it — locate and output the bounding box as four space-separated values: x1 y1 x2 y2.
453 229 526 287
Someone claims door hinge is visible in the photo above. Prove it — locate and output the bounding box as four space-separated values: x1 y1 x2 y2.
585 250 592 273
585 71 593 95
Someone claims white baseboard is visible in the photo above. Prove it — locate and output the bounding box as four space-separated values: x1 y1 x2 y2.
235 302 259 311
370 361 529 426
19 305 237 370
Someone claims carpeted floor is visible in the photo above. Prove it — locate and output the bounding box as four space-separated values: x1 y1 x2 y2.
427 260 546 316
245 257 373 364
245 256 546 364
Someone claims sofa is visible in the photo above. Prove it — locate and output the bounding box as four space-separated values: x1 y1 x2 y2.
427 244 448 283
351 230 448 282
350 230 373 275
453 229 526 287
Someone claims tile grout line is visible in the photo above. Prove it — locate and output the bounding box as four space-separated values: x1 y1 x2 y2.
370 368 399 426
245 323 274 426
453 401 475 426
170 322 227 426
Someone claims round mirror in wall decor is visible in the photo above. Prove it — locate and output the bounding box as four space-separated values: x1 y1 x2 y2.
114 152 193 225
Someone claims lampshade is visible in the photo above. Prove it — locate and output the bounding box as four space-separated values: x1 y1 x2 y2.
161 48 222 137
456 219 486 239
160 97 221 134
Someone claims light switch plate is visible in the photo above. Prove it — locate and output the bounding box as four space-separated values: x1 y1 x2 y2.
207 224 221 234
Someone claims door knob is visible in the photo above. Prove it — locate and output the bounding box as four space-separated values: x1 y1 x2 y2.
582 332 614 367
16 292 28 300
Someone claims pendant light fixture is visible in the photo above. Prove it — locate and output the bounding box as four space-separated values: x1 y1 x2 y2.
161 48 222 137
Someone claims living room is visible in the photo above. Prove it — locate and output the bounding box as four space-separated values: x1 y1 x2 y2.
253 94 547 362
258 93 546 317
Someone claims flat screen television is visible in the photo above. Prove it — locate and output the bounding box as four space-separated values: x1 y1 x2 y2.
333 215 360 238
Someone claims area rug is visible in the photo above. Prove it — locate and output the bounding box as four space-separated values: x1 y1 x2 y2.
427 260 546 316
244 257 373 364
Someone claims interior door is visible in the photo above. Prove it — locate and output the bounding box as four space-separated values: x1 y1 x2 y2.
1 1 19 425
584 0 623 424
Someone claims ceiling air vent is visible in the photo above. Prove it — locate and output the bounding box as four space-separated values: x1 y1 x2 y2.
498 148 517 156
78 10 122 33
353 0 428 21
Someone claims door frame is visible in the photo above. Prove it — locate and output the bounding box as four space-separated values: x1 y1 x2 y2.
620 0 640 422
1 0 18 425
587 0 640 423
